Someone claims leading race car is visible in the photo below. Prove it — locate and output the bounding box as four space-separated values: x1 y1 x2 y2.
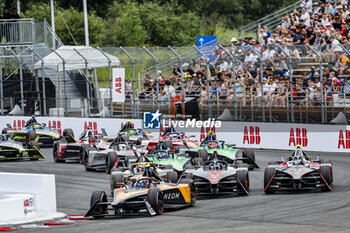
184 150 249 196
0 130 45 161
187 131 259 170
264 146 333 193
85 163 196 218
2 116 60 146
53 128 109 163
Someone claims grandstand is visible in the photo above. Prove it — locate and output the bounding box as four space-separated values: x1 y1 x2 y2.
1 0 349 124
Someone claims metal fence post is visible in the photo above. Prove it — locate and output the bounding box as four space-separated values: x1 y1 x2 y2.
29 49 47 116
52 50 68 116
143 47 160 110
247 44 265 122
168 46 185 118
193 45 212 119
73 48 91 117
276 44 294 122
120 47 136 118
219 45 237 120
96 47 113 117
307 45 324 123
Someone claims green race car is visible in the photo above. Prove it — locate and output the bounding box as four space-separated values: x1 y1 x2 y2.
186 133 259 170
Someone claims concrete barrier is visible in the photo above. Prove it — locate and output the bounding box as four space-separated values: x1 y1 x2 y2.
0 172 56 221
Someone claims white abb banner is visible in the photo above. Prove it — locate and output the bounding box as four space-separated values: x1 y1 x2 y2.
112 68 125 103
0 116 350 153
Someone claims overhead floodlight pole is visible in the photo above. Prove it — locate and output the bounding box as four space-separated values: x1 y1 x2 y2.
143 47 160 110
50 0 56 49
97 47 113 117
52 49 67 116
193 45 212 119
120 47 136 118
6 48 24 113
168 46 185 116
247 44 265 122
29 49 47 116
219 45 237 120
276 44 294 122
83 0 89 46
73 48 91 117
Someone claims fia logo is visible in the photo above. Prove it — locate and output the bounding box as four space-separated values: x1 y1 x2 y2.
143 110 161 129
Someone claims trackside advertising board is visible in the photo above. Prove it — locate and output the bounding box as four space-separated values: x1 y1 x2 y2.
112 68 125 103
0 116 349 153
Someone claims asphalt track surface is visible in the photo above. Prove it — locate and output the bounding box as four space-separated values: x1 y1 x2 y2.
0 149 349 233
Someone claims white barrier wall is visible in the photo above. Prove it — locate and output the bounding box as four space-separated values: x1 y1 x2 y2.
0 116 349 153
0 173 56 213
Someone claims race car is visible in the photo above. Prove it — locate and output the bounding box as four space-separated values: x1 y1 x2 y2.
187 131 259 170
101 120 151 146
0 130 45 161
146 125 198 153
2 116 60 145
146 141 195 173
53 128 109 163
84 137 139 173
184 150 249 196
264 146 333 193
85 163 196 218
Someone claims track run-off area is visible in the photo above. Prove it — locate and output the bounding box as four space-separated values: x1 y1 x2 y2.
0 149 349 233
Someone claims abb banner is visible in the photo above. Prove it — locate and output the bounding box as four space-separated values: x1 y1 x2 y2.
0 116 350 153
112 68 125 103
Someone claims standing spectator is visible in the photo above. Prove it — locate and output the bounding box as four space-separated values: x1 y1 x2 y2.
300 0 313 13
300 7 311 27
10 8 19 42
170 62 181 85
125 79 132 99
1 7 11 42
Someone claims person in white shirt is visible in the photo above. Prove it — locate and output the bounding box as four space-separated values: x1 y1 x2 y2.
321 14 330 27
219 59 228 72
313 2 321 14
160 80 176 103
244 50 258 66
300 7 311 27
300 0 313 13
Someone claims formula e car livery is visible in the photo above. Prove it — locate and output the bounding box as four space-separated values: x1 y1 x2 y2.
85 163 196 217
185 150 249 195
2 116 60 145
264 146 333 193
0 130 45 161
53 128 109 163
187 131 259 170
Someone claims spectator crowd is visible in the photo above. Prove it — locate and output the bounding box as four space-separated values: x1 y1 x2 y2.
139 0 350 108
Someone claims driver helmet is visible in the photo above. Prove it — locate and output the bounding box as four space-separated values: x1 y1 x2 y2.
136 179 150 188
209 161 222 170
208 142 217 149
157 151 167 159
136 165 144 173
293 159 302 166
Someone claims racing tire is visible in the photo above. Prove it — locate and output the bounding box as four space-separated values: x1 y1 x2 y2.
110 173 125 191
320 166 333 191
53 143 64 163
237 163 248 168
79 146 86 164
165 140 173 149
166 171 179 183
90 191 108 217
236 170 249 195
192 157 203 166
264 168 275 194
106 152 118 174
147 188 164 215
84 149 92 171
179 178 196 206
27 130 37 142
62 128 74 138
243 148 255 170
28 140 40 160
197 149 208 161
136 137 142 146
320 159 332 167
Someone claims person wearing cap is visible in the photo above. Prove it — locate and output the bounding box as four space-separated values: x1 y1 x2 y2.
307 66 319 81
230 37 237 45
182 62 194 76
139 77 153 102
322 35 341 62
313 2 321 14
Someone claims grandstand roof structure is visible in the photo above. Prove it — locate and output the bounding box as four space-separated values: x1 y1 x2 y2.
33 46 120 71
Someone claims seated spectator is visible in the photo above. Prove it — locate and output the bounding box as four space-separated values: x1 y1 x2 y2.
160 80 176 103
335 51 350 75
169 62 181 85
